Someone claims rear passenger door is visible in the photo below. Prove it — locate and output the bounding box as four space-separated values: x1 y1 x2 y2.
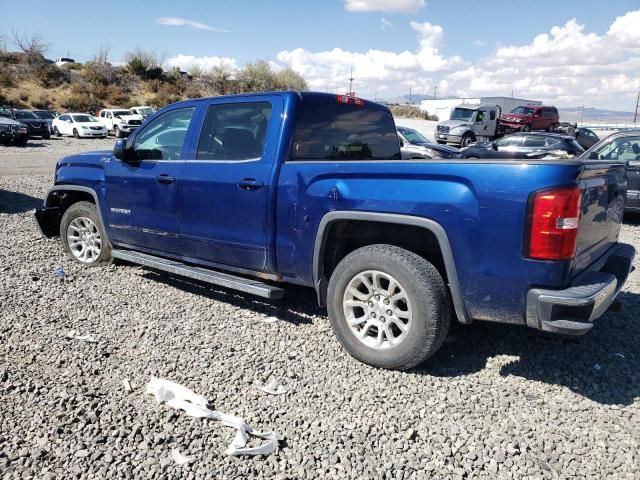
177 96 282 272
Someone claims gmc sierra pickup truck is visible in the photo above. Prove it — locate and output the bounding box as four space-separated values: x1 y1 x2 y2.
35 92 635 370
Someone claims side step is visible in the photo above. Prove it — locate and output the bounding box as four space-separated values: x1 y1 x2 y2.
112 250 284 300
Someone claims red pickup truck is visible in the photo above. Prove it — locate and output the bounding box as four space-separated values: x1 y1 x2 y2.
500 105 559 133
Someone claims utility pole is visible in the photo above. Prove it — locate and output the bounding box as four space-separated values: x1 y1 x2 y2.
409 86 412 104
347 67 354 96
433 85 438 100
634 89 640 124
580 105 585 125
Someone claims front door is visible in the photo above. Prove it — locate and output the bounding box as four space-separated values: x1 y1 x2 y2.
103 105 197 254
178 97 281 272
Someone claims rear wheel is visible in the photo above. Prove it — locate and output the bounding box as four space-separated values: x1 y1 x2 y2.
114 125 122 138
327 244 451 370
60 201 112 266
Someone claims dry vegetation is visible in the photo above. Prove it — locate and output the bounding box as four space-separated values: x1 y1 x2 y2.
0 33 308 113
389 104 439 121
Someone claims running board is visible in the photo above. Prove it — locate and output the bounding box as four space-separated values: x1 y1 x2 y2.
111 250 284 299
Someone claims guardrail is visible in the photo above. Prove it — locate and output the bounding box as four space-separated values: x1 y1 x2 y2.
578 122 639 131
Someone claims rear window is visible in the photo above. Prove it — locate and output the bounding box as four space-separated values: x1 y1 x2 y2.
291 101 400 161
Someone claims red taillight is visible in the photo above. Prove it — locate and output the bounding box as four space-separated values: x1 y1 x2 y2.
336 95 364 107
527 186 582 260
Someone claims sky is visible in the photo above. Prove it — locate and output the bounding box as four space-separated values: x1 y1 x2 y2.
1 0 639 111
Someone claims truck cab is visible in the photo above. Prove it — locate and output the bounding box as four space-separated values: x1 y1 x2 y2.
435 104 501 147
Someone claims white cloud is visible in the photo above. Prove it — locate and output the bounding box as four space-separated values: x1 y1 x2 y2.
166 54 237 71
381 18 393 31
156 17 228 33
473 39 486 47
344 0 425 13
275 9 640 110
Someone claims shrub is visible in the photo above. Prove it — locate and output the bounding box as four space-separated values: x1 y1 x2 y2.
0 67 15 87
35 64 70 87
19 92 28 101
389 104 438 121
59 92 101 112
30 93 50 109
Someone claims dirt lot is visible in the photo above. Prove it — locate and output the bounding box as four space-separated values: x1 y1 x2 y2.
0 172 638 479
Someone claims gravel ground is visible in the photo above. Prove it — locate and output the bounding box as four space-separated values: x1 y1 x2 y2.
0 137 116 176
1 175 639 479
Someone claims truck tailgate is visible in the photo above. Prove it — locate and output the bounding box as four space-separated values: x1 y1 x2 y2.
571 161 627 277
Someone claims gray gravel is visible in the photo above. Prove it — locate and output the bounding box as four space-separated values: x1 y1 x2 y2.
1 175 639 479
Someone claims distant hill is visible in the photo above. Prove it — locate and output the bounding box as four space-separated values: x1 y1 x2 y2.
558 107 635 123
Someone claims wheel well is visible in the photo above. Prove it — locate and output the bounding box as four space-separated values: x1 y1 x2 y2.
48 190 95 215
320 219 447 291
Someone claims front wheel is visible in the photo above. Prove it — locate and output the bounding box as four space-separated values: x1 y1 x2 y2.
460 133 475 147
521 124 531 132
54 126 61 137
73 129 79 139
327 244 451 370
114 126 122 138
60 201 112 266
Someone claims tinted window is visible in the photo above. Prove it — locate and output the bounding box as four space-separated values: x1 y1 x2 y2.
398 127 430 144
524 136 547 147
489 110 496 121
58 115 68 121
196 102 272 161
14 111 38 120
133 107 195 161
496 135 524 147
590 136 639 161
510 107 534 115
292 102 400 160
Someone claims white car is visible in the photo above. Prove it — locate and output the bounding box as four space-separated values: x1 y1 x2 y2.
97 109 144 138
52 113 108 138
129 106 156 119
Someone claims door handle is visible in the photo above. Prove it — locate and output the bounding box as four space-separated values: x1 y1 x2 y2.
238 178 264 190
156 174 176 184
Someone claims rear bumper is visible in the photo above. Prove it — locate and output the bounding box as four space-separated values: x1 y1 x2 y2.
525 243 635 335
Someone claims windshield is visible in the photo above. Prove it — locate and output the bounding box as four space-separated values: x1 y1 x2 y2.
510 106 534 115
14 111 38 120
72 115 97 123
138 107 155 114
450 108 475 122
113 110 131 117
33 111 56 119
399 127 430 144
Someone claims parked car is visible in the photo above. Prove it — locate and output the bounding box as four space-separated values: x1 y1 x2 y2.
96 109 143 138
32 110 59 134
0 109 50 139
53 113 108 138
462 132 584 159
129 106 156 119
55 57 75 67
574 127 600 150
35 91 635 370
499 105 559 133
0 116 29 146
435 104 502 147
397 126 462 159
579 130 640 213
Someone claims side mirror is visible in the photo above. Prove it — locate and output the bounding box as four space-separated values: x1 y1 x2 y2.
113 139 126 160
492 142 498 150
399 139 405 147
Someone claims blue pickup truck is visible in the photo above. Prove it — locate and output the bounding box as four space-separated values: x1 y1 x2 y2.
35 92 635 370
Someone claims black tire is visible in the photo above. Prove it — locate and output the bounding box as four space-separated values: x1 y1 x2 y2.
327 244 451 370
60 201 112 266
43 132 51 139
73 129 79 139
460 133 475 147
54 126 61 137
522 124 531 132
114 126 122 138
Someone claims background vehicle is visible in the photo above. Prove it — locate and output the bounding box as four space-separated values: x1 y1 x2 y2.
54 57 75 67
35 91 635 371
0 109 50 139
53 113 108 138
129 106 156 119
580 130 640 212
97 109 143 138
462 132 584 159
500 105 559 133
32 110 59 134
0 117 29 145
435 104 502 147
574 127 600 150
397 126 462 159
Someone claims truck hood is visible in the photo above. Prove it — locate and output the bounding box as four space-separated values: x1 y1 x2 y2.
56 150 112 171
115 114 143 122
439 120 471 129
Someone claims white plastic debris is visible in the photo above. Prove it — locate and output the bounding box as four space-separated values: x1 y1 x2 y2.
65 330 98 343
122 379 132 393
593 364 602 370
171 448 192 465
256 380 288 395
262 316 279 324
613 353 625 359
146 377 279 456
